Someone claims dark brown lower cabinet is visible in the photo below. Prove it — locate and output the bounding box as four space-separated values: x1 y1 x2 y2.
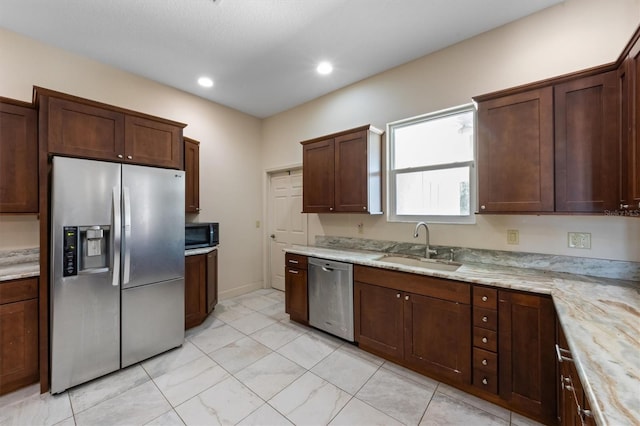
354 266 471 385
557 323 596 426
499 290 557 425
284 267 308 324
354 282 404 362
185 250 218 330
0 277 39 396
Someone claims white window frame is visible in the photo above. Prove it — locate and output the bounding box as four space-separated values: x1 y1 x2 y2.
386 104 477 224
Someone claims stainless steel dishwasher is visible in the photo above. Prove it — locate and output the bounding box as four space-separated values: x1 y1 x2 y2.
308 257 354 341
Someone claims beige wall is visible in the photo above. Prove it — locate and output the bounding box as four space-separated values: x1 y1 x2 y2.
262 0 640 262
0 28 264 298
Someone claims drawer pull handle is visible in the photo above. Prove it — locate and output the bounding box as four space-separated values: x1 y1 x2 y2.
482 316 488 323
482 337 488 344
555 344 573 363
288 259 299 264
482 378 488 385
288 269 299 274
482 359 488 366
482 296 488 302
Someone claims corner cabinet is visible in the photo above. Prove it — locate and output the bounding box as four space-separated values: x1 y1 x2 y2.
284 253 308 324
184 137 200 213
35 87 186 169
0 277 39 396
0 98 38 213
301 125 383 214
184 250 218 329
354 265 471 384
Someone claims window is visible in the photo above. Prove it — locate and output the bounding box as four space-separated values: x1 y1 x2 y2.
387 104 475 223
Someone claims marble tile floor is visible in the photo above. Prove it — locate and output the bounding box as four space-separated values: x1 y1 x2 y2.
0 289 545 426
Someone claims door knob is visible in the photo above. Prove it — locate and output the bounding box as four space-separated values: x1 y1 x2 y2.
270 234 275 239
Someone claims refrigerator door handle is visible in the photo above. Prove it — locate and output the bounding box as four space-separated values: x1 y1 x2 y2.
112 187 121 287
123 186 132 285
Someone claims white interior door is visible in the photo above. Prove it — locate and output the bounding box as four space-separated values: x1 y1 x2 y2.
268 169 306 290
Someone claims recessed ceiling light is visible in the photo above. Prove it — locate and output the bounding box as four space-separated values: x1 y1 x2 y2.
197 76 214 88
316 62 333 75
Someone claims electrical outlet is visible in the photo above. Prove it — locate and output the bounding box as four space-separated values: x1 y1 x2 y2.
568 232 591 249
255 220 260 228
507 229 519 245
357 223 364 234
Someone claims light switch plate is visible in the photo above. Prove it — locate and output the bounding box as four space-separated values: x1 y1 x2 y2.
507 229 519 245
568 232 591 249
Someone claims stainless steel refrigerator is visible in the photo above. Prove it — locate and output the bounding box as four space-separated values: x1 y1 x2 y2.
50 156 185 394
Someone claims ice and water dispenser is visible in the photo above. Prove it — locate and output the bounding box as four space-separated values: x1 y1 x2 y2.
62 225 111 277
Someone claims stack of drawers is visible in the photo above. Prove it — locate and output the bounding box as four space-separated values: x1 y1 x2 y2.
472 285 498 394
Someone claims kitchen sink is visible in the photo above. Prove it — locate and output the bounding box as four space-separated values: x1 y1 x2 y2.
374 254 462 272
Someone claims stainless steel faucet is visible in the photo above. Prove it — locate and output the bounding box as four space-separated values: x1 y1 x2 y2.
414 221 437 259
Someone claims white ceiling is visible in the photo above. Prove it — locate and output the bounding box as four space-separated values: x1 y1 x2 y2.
0 0 562 118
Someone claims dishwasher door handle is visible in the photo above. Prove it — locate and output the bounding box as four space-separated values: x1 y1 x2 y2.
321 266 334 272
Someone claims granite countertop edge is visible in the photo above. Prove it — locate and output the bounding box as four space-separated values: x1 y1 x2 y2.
285 245 640 426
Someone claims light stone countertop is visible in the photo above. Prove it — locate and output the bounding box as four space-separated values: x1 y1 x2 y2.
286 245 640 426
0 248 39 282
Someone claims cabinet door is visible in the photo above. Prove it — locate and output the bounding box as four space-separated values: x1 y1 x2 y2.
354 282 404 362
184 255 206 329
404 293 471 384
302 138 335 212
48 97 125 161
631 40 640 207
184 138 200 213
555 71 619 212
124 115 183 169
206 250 218 313
0 299 39 395
285 267 308 323
499 290 556 424
477 87 554 212
335 130 368 212
0 101 38 213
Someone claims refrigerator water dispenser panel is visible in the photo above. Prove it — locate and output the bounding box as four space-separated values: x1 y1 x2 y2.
79 225 110 273
63 226 78 277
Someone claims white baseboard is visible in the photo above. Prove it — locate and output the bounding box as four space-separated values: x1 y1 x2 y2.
219 281 264 300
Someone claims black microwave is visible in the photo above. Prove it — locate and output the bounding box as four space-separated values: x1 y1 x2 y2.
185 222 219 249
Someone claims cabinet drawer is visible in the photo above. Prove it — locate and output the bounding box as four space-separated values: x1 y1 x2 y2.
473 307 497 331
473 286 497 309
473 327 498 352
0 277 38 304
473 347 498 373
285 253 308 270
473 369 498 394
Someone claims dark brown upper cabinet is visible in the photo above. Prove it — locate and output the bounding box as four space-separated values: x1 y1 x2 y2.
301 125 383 214
554 71 619 212
184 137 200 213
35 87 185 170
0 98 38 213
477 88 554 213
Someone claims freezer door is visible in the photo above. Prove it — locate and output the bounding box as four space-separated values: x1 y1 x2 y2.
50 156 121 394
121 278 184 367
121 164 185 289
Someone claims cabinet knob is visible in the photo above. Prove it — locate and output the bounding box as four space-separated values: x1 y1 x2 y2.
482 359 488 366
362 207 366 210
396 293 401 298
480 205 486 210
405 295 409 301
127 155 133 160
482 337 488 344
620 204 629 209
329 207 333 211
117 154 123 159
482 378 488 385
482 316 488 323
482 296 488 302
